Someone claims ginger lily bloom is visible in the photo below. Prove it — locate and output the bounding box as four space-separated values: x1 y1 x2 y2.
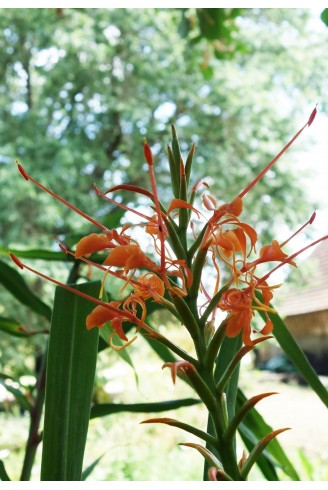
13 105 325 351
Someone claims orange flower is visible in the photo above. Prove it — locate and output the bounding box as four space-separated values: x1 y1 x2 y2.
259 240 290 263
219 289 254 345
75 233 114 258
133 273 165 300
103 244 159 272
86 303 128 341
244 239 296 272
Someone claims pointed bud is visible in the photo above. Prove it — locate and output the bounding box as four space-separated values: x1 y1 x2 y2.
144 141 153 166
17 162 29 181
10 253 24 269
307 105 317 127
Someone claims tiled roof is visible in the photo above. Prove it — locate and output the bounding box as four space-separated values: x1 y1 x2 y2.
278 240 328 317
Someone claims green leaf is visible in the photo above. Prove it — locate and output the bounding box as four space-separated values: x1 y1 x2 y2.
167 144 180 199
236 388 300 481
0 247 68 262
240 427 291 479
320 9 328 27
90 398 200 419
256 294 328 409
239 423 279 481
0 316 30 337
0 258 52 320
82 454 105 481
41 281 100 481
214 334 242 421
0 460 11 481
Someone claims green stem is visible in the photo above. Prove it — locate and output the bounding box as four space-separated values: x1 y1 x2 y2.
201 390 242 480
164 216 188 262
216 345 253 394
204 320 227 369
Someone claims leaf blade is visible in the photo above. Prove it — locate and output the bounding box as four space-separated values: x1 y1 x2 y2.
41 281 100 481
90 398 201 419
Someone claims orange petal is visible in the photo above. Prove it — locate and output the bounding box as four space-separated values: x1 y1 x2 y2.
86 305 116 329
229 196 243 216
167 198 201 218
133 273 165 300
86 305 128 340
259 240 289 263
75 233 113 258
103 244 158 271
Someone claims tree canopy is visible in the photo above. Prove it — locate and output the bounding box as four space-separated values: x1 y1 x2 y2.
1 8 327 249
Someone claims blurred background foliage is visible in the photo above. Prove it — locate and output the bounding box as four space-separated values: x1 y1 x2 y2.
1 8 328 480
1 8 327 249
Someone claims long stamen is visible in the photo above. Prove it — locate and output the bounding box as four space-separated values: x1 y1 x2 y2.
239 106 317 199
59 243 166 300
256 234 328 287
17 163 108 232
9 253 141 325
280 211 316 248
94 184 153 222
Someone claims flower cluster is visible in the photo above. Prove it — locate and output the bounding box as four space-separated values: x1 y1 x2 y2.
13 106 325 352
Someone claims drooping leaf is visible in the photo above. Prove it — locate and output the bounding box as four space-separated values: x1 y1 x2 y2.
41 281 100 481
90 397 200 419
0 258 51 320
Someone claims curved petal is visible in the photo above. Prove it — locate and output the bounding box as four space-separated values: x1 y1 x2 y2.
75 233 114 258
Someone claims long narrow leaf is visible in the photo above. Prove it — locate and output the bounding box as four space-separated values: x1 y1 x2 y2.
90 398 200 419
0 258 51 320
41 281 100 481
256 293 328 408
0 247 68 261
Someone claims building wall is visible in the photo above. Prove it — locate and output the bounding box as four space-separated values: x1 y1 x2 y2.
284 309 328 355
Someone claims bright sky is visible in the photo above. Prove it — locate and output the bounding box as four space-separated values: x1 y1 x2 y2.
299 113 328 238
